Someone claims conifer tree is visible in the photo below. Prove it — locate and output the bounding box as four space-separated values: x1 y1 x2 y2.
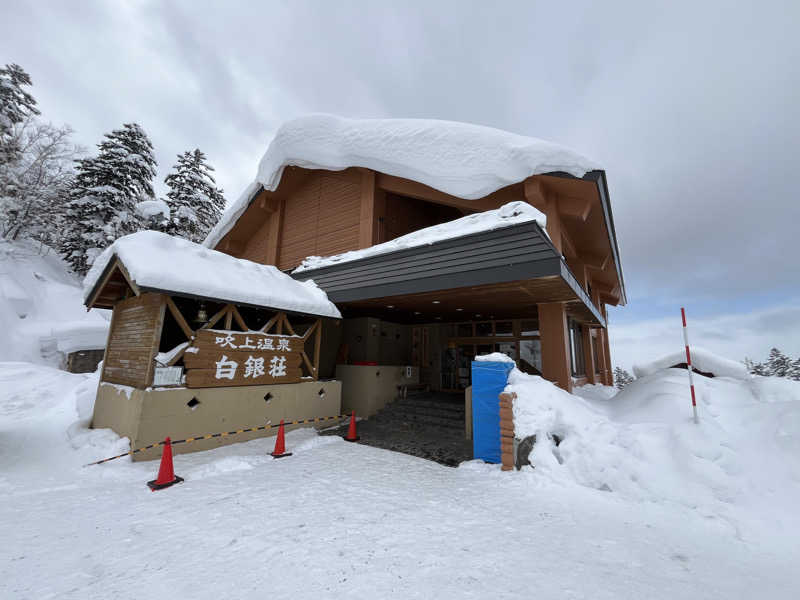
163 149 225 243
744 357 769 376
60 123 156 274
766 347 792 378
613 366 634 389
788 357 800 382
0 63 40 172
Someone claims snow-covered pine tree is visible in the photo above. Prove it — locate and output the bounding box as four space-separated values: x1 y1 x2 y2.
60 123 157 274
613 366 634 389
0 63 40 174
744 357 769 376
766 347 792 378
163 149 225 243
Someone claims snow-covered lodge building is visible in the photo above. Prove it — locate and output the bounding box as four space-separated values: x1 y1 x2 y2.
209 116 625 394
85 115 625 459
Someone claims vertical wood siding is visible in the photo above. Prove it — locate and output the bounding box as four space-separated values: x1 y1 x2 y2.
101 293 165 388
277 171 361 270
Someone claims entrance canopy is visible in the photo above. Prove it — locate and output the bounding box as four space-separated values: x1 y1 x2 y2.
292 210 604 327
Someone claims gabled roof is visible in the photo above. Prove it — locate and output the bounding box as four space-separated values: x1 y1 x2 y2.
83 231 341 318
204 114 600 249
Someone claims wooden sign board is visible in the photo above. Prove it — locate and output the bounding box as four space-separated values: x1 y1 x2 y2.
185 329 304 388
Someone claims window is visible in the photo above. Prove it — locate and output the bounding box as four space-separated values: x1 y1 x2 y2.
568 319 586 377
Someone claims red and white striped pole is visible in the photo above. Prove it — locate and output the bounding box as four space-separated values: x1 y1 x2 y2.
681 307 699 424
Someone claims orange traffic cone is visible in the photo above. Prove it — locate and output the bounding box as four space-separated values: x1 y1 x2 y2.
343 411 360 442
270 420 292 458
147 437 184 491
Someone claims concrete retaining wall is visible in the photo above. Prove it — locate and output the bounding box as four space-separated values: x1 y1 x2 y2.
92 380 342 461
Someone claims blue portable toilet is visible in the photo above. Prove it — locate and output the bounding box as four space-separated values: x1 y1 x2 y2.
471 360 514 463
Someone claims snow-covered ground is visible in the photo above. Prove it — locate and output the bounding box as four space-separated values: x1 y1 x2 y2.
2 359 799 599
0 239 109 365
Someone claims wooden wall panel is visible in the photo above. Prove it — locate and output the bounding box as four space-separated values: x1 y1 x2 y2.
277 171 361 270
239 212 273 263
101 293 165 388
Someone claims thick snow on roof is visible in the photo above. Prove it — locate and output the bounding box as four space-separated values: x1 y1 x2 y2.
83 231 341 319
204 114 599 248
633 347 749 380
293 201 546 273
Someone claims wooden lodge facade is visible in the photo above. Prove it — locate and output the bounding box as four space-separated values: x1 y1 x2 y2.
85 117 625 460
212 166 624 399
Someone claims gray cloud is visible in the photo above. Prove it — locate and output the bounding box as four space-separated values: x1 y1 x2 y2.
2 0 798 346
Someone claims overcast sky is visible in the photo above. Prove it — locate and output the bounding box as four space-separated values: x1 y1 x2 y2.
3 0 798 369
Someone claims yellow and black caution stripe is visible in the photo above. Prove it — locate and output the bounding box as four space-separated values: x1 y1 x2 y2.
84 414 348 467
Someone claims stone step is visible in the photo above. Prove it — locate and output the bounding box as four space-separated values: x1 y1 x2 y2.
371 410 464 430
391 396 465 414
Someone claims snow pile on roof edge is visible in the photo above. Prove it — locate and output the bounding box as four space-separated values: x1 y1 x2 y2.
83 231 341 319
294 201 546 273
633 346 749 380
204 114 599 248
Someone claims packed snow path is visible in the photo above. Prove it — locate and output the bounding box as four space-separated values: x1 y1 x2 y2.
1 363 798 599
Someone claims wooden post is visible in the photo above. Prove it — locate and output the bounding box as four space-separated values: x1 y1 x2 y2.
538 302 572 393
313 318 322 380
358 170 377 248
545 196 563 255
265 197 283 265
582 325 596 384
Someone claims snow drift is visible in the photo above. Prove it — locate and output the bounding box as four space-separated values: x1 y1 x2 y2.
507 362 800 528
84 230 341 319
0 238 109 365
205 114 599 248
633 346 749 379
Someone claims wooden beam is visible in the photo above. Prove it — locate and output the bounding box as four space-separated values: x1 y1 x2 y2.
523 177 547 211
558 195 593 221
224 305 233 330
167 344 190 366
275 312 283 335
560 223 578 259
281 313 297 336
300 351 315 378
301 319 319 341
359 169 377 249
265 198 283 265
313 318 322 380
231 305 249 331
259 313 280 334
145 295 167 387
543 196 563 254
202 305 229 330
585 252 611 270
376 172 518 213
165 296 194 340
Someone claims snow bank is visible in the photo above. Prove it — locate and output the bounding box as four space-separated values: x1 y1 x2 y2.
84 230 341 319
295 201 546 272
633 346 749 379
506 366 800 524
205 114 598 248
474 351 516 363
0 238 110 365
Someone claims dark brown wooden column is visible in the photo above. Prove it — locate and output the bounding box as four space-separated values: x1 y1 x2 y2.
538 301 572 393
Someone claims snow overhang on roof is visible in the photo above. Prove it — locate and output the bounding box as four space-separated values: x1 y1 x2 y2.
203 114 601 250
83 231 341 319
